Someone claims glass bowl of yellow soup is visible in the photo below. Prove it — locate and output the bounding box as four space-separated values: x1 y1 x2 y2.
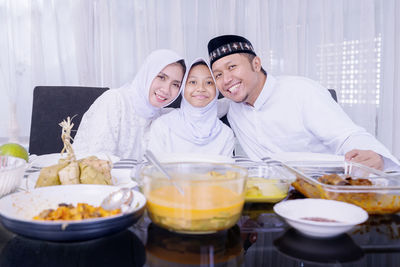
242 163 296 203
140 162 247 234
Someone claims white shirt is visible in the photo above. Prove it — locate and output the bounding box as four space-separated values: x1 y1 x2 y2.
72 49 184 159
227 75 400 170
147 58 235 157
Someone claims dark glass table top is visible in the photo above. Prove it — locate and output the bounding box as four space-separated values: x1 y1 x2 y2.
1 192 400 267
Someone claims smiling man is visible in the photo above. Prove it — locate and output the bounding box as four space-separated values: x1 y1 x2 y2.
208 35 400 171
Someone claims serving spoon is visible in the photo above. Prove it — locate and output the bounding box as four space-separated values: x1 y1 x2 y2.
144 150 184 195
101 187 137 211
101 150 184 211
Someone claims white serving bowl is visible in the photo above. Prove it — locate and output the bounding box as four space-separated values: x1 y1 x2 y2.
273 199 368 238
0 156 26 197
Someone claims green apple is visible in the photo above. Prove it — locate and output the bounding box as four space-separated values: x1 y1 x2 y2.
0 143 29 162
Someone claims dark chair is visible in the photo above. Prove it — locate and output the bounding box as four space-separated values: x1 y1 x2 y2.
217 93 230 127
29 86 109 155
328 89 338 102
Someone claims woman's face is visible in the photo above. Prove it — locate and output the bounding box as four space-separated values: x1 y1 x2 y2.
148 63 184 108
184 64 216 107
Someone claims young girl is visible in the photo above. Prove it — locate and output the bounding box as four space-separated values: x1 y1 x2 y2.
73 49 186 159
147 58 235 157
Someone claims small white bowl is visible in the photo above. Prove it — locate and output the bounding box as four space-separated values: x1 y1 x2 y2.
273 199 368 238
0 156 26 197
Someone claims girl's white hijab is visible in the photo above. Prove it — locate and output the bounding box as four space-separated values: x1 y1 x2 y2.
119 49 184 119
160 57 222 145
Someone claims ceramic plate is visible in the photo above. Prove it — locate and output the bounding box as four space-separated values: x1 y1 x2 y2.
29 153 120 168
273 199 368 238
0 184 146 241
271 152 344 163
156 153 235 164
20 168 137 191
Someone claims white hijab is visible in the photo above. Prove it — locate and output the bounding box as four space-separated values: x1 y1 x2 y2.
119 49 184 119
159 58 223 145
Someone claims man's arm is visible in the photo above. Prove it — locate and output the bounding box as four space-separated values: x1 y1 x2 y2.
301 80 400 171
340 133 400 171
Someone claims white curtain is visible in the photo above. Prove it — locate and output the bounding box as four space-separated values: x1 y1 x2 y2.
0 0 399 158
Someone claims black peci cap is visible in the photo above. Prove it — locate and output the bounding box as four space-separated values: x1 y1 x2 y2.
207 35 256 66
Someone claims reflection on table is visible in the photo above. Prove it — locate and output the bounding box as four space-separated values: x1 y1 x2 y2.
146 223 243 266
274 228 364 263
0 228 145 267
239 201 400 267
0 192 400 266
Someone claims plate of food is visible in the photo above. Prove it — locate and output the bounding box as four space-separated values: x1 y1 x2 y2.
23 117 136 190
29 152 120 168
21 160 137 191
0 184 146 241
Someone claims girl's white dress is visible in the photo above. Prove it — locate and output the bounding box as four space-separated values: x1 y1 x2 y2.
147 58 235 157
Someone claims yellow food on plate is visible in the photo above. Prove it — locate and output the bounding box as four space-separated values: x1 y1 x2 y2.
146 185 244 233
35 161 69 187
33 203 121 221
79 157 112 185
245 177 289 203
59 161 80 185
35 156 112 188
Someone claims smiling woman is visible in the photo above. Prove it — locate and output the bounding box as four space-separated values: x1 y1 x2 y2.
72 49 186 160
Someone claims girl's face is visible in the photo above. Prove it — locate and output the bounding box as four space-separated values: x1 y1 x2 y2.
184 64 216 107
148 63 184 108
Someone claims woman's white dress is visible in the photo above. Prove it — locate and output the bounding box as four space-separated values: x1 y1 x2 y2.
73 49 184 159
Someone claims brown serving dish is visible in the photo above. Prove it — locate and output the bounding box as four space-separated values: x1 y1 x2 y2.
283 161 400 214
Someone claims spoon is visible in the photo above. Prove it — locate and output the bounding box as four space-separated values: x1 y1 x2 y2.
101 187 137 211
144 150 185 195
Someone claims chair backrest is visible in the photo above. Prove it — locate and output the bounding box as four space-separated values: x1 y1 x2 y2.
29 86 109 155
328 89 338 102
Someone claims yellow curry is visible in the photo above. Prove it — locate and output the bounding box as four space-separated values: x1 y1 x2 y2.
33 203 121 221
146 185 244 233
245 177 289 203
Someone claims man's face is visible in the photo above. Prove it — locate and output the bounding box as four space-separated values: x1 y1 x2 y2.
211 53 259 104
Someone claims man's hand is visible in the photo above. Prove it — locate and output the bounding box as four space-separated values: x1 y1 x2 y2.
345 149 384 170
